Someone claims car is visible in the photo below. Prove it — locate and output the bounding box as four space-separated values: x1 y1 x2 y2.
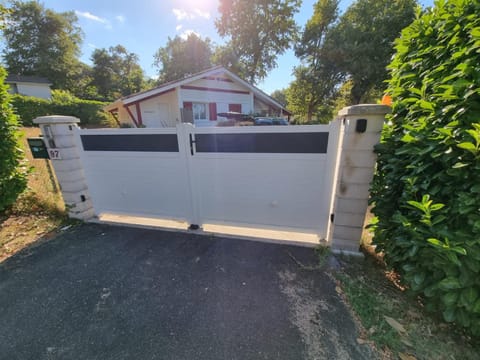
217 112 253 121
254 117 289 126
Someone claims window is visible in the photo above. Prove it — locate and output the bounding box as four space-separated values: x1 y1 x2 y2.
229 103 242 113
193 103 207 121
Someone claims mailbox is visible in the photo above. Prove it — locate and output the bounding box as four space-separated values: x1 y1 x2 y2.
27 137 49 159
355 118 368 133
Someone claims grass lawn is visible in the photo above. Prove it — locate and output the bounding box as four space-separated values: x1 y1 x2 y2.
0 127 70 262
333 248 480 360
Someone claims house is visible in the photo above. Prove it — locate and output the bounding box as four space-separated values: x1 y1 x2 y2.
104 66 291 128
6 75 52 99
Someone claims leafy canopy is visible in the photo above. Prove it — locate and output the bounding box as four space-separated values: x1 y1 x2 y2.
270 89 287 107
288 0 342 123
153 33 213 83
2 1 83 89
370 0 480 335
285 0 415 122
286 66 335 124
327 0 416 103
216 0 301 84
91 45 145 101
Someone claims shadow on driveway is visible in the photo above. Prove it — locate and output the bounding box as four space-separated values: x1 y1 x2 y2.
0 224 375 360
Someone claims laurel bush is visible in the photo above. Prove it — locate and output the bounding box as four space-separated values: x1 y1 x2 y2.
370 0 480 335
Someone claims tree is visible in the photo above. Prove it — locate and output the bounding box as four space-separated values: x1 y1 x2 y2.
270 89 287 107
286 66 335 123
91 45 145 101
212 43 248 80
0 67 28 211
67 62 102 101
287 0 342 123
2 1 83 89
216 0 301 84
153 33 213 83
327 0 416 103
295 0 339 68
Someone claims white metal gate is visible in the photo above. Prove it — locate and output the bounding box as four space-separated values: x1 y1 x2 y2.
75 121 342 239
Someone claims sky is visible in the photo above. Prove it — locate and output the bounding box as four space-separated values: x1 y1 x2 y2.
4 0 435 94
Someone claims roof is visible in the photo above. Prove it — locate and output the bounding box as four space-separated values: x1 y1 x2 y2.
106 66 288 114
5 75 52 85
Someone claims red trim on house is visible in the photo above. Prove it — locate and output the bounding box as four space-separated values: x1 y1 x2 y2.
124 88 175 106
183 101 192 110
124 105 139 127
181 85 249 95
229 103 242 113
108 109 121 126
135 102 143 126
209 103 217 120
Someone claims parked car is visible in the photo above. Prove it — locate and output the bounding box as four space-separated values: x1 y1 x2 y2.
254 117 289 126
217 112 253 121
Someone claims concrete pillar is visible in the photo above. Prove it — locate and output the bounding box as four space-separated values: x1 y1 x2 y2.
34 115 94 220
330 104 390 253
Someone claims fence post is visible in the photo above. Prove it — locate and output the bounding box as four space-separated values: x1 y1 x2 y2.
329 104 390 253
34 115 94 221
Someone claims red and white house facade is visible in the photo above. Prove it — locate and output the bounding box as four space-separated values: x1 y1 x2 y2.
105 66 290 128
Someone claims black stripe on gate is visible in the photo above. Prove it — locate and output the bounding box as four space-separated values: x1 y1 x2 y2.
80 134 179 152
194 132 329 154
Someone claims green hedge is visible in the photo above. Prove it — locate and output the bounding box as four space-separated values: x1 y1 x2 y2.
370 0 480 335
11 93 114 127
0 67 28 211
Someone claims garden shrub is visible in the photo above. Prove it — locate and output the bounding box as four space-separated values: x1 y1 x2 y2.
0 67 28 211
370 0 480 335
11 91 114 127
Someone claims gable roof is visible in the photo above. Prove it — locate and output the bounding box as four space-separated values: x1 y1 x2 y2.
6 75 52 85
112 66 287 113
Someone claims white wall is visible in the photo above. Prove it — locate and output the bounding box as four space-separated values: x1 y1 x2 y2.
139 91 180 128
180 88 252 127
117 90 181 127
180 90 251 110
16 83 51 99
181 76 253 127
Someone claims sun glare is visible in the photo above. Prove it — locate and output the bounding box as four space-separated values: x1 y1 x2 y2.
174 0 217 13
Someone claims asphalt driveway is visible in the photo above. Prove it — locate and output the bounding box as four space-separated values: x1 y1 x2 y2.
0 224 375 360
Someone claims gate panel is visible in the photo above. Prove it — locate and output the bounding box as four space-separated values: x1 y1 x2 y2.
189 124 341 238
73 122 342 240
75 128 193 222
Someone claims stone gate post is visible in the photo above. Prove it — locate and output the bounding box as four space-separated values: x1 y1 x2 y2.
34 115 94 220
329 105 390 253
